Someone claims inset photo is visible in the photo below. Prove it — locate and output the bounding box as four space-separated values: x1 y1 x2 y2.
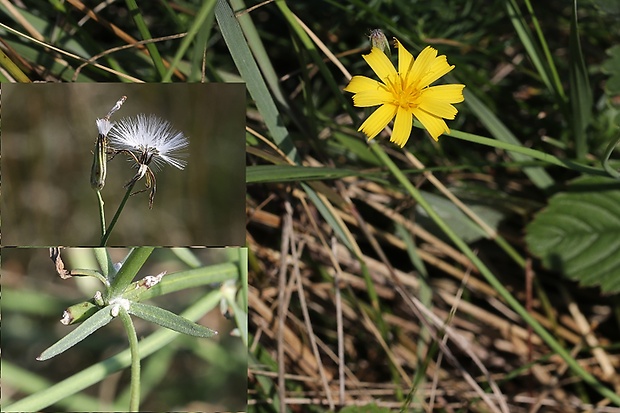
1 246 247 412
1 83 245 246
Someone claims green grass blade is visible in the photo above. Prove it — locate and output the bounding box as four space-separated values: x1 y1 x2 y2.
247 165 358 183
569 0 593 159
505 0 565 101
215 0 298 162
463 89 555 189
162 0 217 82
125 0 166 79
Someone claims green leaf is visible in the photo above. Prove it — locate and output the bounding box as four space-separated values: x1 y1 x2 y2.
128 302 217 338
601 45 620 95
37 306 114 361
61 300 100 325
462 90 555 190
415 191 505 243
106 247 154 300
215 0 298 162
247 164 358 183
525 176 620 293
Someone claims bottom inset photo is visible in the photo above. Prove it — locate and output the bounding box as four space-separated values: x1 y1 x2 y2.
1 247 247 412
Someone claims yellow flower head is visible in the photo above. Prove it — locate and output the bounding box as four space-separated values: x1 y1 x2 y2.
344 39 465 147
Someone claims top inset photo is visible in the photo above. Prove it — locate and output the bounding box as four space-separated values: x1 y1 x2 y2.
2 83 246 247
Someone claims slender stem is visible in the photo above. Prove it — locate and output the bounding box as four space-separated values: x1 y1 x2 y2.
118 307 141 412
96 190 106 241
68 269 109 286
100 181 136 246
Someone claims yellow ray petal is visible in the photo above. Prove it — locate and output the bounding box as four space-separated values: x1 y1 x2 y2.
420 55 455 87
344 76 381 93
391 107 413 147
395 39 414 75
412 108 450 141
358 103 397 139
424 84 465 103
352 88 394 107
409 46 437 84
362 47 397 82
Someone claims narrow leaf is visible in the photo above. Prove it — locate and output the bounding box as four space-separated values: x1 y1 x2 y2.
37 306 114 361
569 0 593 158
128 302 217 338
247 165 357 183
107 247 154 299
215 0 298 162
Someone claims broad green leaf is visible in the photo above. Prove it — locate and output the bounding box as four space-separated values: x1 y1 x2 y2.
525 176 620 293
128 302 217 338
37 306 114 361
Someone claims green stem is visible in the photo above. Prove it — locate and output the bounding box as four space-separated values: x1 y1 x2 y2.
68 269 109 286
96 190 106 241
370 141 620 406
449 129 611 177
100 182 136 246
118 307 140 412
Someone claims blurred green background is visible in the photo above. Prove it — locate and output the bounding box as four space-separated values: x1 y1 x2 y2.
1 247 247 412
2 83 246 246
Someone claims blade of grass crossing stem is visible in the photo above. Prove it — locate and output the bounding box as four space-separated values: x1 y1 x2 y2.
162 0 217 82
463 89 555 189
187 11 214 82
370 142 620 406
505 0 565 102
569 0 593 159
215 0 298 162
125 0 166 79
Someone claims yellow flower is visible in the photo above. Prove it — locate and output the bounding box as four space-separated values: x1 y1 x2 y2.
344 40 465 147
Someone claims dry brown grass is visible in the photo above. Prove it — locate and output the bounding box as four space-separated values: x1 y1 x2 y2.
247 170 620 412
